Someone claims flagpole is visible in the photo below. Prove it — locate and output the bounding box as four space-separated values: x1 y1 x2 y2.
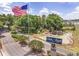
28 3 30 41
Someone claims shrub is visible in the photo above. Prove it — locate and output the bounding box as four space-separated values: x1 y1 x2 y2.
18 35 26 43
76 53 79 56
29 40 44 52
11 34 28 44
11 31 17 34
63 26 75 31
11 34 18 38
67 53 73 56
47 50 52 56
11 34 19 41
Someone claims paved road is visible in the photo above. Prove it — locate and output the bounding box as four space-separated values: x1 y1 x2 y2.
1 32 31 56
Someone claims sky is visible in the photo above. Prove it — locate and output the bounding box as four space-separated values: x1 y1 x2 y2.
0 2 28 15
1 2 79 20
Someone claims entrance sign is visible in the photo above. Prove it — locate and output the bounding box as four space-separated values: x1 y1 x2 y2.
46 37 62 44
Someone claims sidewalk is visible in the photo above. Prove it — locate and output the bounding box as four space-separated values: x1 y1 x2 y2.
0 50 2 56
1 32 31 56
1 48 9 56
0 35 9 56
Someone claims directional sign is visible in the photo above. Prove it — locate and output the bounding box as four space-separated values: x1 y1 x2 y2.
46 37 62 44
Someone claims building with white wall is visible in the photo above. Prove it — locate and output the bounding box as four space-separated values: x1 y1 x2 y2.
63 19 79 25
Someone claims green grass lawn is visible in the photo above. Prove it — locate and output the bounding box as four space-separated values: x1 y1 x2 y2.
57 25 79 53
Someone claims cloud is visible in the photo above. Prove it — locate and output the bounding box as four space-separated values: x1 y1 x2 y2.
39 8 49 16
51 11 60 15
51 10 62 16
38 6 79 20
39 8 63 18
0 2 13 15
29 6 79 20
29 8 34 14
0 2 11 9
30 6 79 20
75 6 79 11
63 6 79 20
28 8 37 15
64 11 79 20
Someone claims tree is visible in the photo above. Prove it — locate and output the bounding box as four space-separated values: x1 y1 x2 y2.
46 14 64 31
15 15 29 33
0 21 4 35
28 15 43 34
29 40 44 52
0 14 6 22
5 14 15 30
10 13 64 34
0 21 4 28
41 15 47 29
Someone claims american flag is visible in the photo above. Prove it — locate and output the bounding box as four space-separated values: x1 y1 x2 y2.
12 4 28 16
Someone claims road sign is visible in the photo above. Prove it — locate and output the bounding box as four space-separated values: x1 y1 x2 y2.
46 37 62 44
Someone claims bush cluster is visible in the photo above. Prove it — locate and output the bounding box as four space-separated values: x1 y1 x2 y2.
11 34 28 44
29 40 44 52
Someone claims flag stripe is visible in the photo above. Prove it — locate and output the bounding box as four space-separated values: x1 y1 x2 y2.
12 5 27 16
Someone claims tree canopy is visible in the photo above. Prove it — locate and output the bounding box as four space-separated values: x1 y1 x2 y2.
0 13 64 34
